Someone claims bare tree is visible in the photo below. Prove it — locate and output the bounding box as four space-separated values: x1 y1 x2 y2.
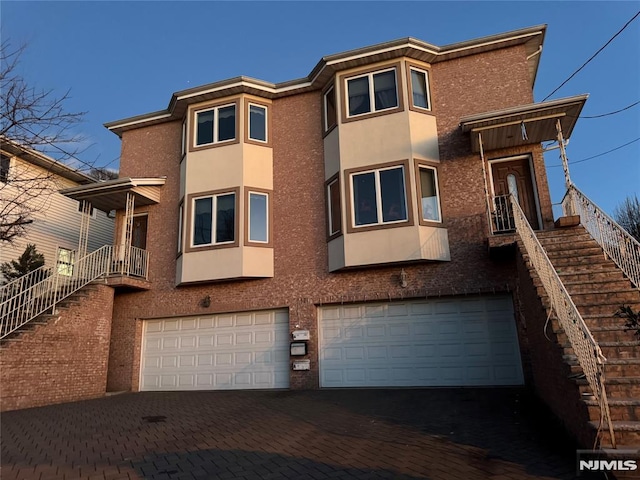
614 194 640 242
0 41 90 243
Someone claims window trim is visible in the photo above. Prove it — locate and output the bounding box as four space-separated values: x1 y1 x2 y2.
322 84 337 135
177 200 184 257
77 200 96 218
406 62 433 113
325 173 342 240
244 187 273 247
339 62 404 124
189 99 240 152
185 187 240 253
244 99 271 147
344 159 414 234
414 159 443 226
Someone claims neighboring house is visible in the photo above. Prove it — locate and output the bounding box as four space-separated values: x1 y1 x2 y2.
0 138 114 277
4 25 640 450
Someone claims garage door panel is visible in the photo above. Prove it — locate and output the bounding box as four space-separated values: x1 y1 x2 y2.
319 296 523 387
141 310 289 391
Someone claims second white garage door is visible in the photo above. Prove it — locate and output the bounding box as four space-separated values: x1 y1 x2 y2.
319 295 523 387
140 309 289 391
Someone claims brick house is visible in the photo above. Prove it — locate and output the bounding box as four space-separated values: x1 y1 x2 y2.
3 25 639 450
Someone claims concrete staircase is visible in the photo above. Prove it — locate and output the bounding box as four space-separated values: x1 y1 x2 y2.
528 225 640 450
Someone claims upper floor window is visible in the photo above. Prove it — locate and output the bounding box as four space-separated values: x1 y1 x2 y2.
417 164 441 223
326 176 341 237
346 68 398 118
77 200 95 217
350 165 408 227
248 103 267 143
1 154 10 182
409 66 431 111
192 191 236 246
247 191 269 243
195 103 236 147
323 86 337 132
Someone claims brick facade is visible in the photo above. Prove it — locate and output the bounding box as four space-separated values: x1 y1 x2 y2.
1 284 114 411
105 43 550 392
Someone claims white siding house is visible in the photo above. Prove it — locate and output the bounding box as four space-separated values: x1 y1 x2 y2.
0 138 114 272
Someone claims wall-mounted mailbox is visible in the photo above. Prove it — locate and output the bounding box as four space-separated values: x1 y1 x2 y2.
290 341 307 356
292 359 310 371
292 330 310 341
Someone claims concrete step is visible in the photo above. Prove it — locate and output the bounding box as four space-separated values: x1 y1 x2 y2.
543 298 640 317
585 398 640 422
545 246 606 259
549 253 616 268
557 327 638 345
539 238 600 252
557 268 628 284
591 421 640 448
567 357 640 378
562 341 640 361
578 377 640 398
536 227 588 239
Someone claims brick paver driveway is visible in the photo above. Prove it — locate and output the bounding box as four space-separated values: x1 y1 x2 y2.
1 388 600 480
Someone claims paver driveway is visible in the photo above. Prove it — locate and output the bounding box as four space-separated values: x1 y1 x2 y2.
1 388 601 480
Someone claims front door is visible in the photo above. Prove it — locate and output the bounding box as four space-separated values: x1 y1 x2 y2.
132 215 148 250
491 158 539 230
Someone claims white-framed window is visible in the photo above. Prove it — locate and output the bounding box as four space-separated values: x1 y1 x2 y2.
248 103 267 142
346 68 398 118
0 154 10 183
77 200 96 217
351 165 407 227
56 248 74 276
323 86 337 131
192 192 236 246
327 177 341 236
248 191 268 243
417 165 441 223
409 67 431 111
194 103 236 146
181 119 187 156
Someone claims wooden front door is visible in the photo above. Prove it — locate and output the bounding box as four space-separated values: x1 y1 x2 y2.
132 215 148 250
491 159 539 230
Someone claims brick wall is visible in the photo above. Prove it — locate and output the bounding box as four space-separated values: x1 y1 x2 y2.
514 249 595 447
107 44 546 392
1 284 115 411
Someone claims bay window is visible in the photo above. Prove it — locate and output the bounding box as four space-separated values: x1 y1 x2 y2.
417 164 442 223
192 191 236 247
248 191 269 243
248 103 267 143
409 67 431 111
345 66 400 118
194 103 236 147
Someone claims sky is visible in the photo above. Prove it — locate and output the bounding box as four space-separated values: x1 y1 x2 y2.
1 1 639 217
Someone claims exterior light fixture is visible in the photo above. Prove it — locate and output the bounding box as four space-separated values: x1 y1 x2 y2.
400 268 408 288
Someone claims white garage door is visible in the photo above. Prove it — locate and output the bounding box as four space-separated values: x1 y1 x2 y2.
319 295 523 387
140 309 289 391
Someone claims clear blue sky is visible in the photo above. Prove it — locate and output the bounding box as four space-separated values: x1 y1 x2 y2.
2 1 639 216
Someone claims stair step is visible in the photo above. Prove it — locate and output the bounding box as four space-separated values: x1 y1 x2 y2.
590 421 640 446
540 239 600 251
545 246 606 258
557 268 629 284
578 377 640 398
585 398 640 422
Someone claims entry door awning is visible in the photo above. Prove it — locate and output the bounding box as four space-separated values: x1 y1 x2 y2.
60 177 166 212
459 94 588 153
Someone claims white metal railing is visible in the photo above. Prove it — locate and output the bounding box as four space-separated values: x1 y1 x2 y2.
511 194 615 448
563 184 640 289
491 194 516 234
0 245 149 339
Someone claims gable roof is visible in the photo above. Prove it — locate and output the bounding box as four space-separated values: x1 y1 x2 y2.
0 136 96 185
105 25 546 137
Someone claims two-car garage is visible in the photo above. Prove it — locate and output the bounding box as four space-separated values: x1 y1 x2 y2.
139 295 523 391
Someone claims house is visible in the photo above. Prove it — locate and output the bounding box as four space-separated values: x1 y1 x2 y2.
2 25 639 451
0 137 114 277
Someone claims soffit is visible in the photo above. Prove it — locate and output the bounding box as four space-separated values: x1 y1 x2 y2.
460 95 588 153
60 177 166 213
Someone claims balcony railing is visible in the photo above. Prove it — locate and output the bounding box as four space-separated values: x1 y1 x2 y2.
563 185 640 289
0 245 149 339
491 194 516 234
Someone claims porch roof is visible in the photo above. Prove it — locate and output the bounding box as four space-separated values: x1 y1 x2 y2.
459 94 588 153
60 177 166 212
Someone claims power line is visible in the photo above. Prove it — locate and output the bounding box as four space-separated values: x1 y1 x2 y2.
580 100 640 118
542 10 640 101
548 137 640 167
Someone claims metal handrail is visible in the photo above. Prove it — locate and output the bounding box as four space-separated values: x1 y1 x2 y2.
511 194 616 448
0 245 149 339
491 194 516 234
563 185 640 289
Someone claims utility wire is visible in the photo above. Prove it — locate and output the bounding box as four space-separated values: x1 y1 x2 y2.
580 100 640 118
542 10 640 101
548 137 640 167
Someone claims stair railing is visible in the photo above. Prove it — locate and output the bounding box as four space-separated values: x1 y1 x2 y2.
511 194 616 448
563 184 640 289
0 245 149 339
